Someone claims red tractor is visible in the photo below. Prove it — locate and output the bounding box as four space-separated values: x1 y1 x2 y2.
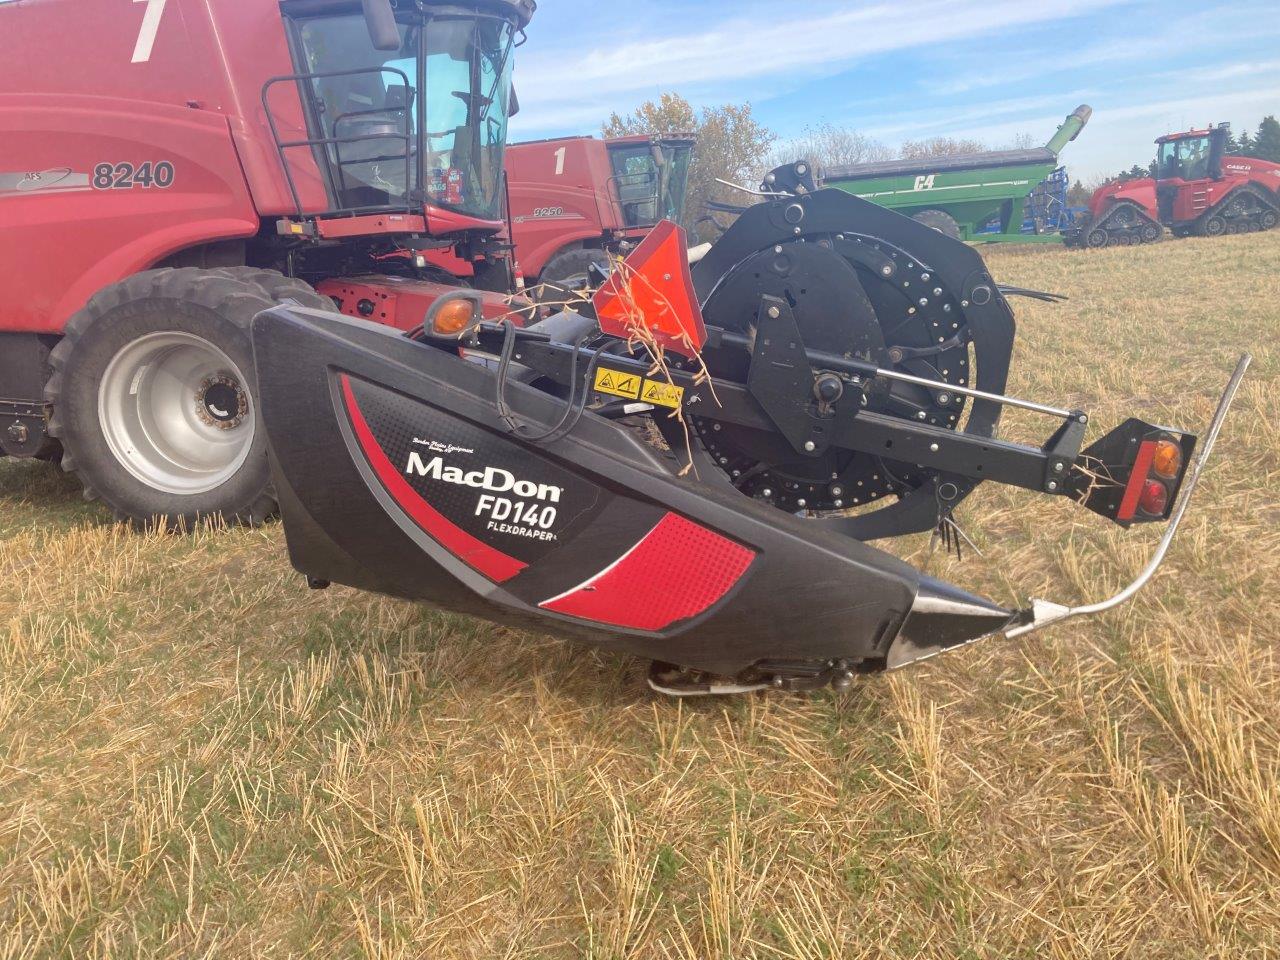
0 0 534 526
1067 125 1280 248
505 134 694 293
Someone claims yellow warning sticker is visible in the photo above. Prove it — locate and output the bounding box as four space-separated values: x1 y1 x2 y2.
594 367 642 400
641 379 685 409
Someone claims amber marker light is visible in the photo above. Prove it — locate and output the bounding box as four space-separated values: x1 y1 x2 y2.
432 298 478 336
1151 439 1183 480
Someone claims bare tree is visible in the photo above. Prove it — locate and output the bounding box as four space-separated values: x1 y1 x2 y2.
767 122 891 174
899 136 990 160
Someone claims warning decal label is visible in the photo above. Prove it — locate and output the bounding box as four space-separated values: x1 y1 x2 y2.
593 368 642 400
641 380 685 409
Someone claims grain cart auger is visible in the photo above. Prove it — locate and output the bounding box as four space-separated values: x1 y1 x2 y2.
252 185 1248 695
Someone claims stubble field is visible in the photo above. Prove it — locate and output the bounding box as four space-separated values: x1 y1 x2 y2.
1 231 1277 959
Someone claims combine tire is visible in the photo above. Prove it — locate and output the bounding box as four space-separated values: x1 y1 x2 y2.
44 268 313 528
534 248 610 310
911 209 961 240
215 267 337 311
539 248 609 290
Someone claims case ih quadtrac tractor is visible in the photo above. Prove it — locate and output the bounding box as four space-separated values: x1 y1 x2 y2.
505 133 694 291
1067 125 1280 248
1 0 533 524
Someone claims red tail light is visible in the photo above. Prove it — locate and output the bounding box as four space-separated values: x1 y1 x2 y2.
1138 480 1169 516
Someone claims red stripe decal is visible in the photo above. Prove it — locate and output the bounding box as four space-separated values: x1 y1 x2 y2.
340 375 526 583
539 512 754 631
1117 440 1158 522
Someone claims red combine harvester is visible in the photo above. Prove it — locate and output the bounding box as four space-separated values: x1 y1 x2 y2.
505 134 694 292
1067 124 1280 247
0 0 533 525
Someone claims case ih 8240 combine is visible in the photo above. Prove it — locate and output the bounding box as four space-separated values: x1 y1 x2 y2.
1 0 533 523
0 0 1248 691
1067 125 1280 247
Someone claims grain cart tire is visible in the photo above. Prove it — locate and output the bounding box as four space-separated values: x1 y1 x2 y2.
45 268 279 529
911 209 962 240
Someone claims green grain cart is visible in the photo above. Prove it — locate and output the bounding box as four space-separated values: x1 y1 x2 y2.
820 105 1092 243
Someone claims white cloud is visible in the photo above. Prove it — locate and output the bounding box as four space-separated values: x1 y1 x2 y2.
856 91 1097 142
512 0 1131 135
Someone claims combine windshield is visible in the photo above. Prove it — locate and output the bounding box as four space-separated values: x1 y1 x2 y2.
608 141 695 227
659 142 693 222
291 12 516 220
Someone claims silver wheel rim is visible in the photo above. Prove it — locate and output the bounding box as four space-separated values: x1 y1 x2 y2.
98 332 254 495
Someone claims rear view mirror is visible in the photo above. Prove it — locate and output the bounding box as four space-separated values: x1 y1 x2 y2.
362 0 400 51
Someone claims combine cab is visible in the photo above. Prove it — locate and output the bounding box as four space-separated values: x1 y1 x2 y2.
506 134 695 293
1067 125 1280 247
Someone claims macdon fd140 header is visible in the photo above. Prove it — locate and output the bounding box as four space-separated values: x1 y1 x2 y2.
252 165 1249 696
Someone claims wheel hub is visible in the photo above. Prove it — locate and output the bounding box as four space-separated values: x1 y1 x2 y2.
98 331 256 496
197 376 247 429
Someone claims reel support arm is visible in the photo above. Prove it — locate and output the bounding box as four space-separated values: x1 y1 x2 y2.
448 323 1161 506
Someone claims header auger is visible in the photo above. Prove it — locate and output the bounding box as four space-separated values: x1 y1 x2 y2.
253 175 1248 695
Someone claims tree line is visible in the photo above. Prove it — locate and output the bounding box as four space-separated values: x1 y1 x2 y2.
602 92 1030 237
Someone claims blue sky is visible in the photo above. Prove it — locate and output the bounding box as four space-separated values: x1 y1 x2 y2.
509 0 1280 182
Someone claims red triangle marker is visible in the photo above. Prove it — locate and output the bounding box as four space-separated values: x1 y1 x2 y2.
592 220 707 359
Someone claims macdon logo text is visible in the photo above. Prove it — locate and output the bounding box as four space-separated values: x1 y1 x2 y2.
405 453 563 503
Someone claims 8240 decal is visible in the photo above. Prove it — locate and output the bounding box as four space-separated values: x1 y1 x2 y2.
92 161 175 190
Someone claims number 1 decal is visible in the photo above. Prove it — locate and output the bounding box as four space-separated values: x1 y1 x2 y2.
553 146 566 176
131 0 168 64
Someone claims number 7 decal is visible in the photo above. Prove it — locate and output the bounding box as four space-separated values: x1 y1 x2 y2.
131 0 168 64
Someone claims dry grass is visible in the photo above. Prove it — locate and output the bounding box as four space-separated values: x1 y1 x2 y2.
1 232 1278 958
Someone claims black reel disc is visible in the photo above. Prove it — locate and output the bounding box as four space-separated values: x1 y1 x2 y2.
665 233 973 515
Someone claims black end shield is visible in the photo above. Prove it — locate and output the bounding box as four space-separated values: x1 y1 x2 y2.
251 306 1015 677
